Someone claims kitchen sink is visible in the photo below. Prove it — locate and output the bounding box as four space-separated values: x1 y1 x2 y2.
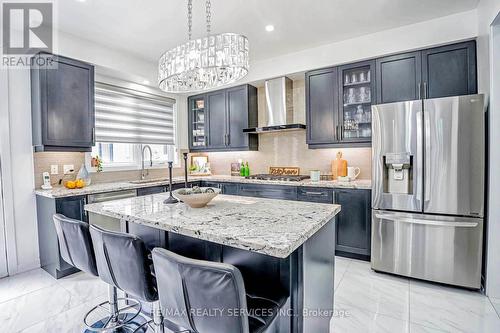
129 178 168 184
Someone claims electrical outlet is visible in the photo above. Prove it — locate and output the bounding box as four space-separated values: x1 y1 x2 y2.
50 165 59 175
63 164 74 174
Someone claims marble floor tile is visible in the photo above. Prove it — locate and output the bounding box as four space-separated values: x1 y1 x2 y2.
409 280 500 333
0 283 81 332
409 323 449 332
335 257 350 290
335 266 410 321
20 295 108 333
0 268 56 304
331 301 411 333
57 271 108 303
489 297 500 317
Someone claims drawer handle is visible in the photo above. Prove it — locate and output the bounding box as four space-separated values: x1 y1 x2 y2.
303 191 326 196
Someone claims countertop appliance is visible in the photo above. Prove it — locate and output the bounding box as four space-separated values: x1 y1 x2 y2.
246 174 310 182
371 94 485 289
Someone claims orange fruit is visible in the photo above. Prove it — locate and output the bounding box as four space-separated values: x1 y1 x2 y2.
65 181 76 189
75 179 85 188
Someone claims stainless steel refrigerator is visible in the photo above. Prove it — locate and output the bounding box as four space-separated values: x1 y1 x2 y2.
371 94 485 289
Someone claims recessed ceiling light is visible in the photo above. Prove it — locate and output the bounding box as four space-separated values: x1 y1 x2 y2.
142 80 150 85
265 25 275 32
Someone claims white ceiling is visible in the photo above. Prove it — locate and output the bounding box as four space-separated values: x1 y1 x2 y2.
56 0 479 64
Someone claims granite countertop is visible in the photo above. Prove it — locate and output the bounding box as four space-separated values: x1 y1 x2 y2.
84 193 341 258
35 175 372 198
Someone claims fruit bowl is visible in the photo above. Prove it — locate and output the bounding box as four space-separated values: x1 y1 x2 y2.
173 187 220 208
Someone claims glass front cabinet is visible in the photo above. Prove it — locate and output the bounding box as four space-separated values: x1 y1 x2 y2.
338 60 375 143
188 95 208 150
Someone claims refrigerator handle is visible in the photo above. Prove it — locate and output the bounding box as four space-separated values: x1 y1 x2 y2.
374 213 479 227
424 109 431 203
415 109 423 207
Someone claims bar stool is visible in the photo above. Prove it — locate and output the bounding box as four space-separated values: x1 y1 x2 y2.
89 224 165 333
152 247 285 333
52 214 144 332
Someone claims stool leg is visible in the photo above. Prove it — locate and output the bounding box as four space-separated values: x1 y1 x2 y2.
108 285 119 326
152 301 164 333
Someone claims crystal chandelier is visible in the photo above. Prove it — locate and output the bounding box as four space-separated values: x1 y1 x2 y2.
158 0 249 93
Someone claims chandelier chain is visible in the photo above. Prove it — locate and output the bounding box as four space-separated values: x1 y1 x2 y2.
206 0 211 35
187 0 193 40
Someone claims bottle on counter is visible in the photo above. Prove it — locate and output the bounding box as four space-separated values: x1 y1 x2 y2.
244 162 250 177
240 161 246 176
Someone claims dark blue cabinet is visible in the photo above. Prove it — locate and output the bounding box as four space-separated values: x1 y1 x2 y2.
297 187 333 204
136 185 166 196
376 40 476 103
334 189 371 260
421 41 477 99
305 67 339 146
188 85 258 152
31 53 95 152
238 184 297 201
37 195 87 279
376 51 422 104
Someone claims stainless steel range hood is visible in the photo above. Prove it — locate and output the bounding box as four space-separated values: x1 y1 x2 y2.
243 77 306 133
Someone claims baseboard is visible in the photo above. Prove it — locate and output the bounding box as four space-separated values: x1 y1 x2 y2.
9 260 41 276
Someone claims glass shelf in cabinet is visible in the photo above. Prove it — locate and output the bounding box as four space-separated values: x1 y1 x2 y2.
343 80 371 87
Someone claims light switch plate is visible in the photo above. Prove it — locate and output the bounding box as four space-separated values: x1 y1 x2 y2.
50 165 58 175
63 164 74 174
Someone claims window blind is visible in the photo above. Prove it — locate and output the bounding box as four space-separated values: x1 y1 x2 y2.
95 82 176 145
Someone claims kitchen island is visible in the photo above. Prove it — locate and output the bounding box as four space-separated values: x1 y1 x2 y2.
85 193 340 333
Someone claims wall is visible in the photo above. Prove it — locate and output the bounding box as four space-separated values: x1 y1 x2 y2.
244 10 478 84
477 0 500 299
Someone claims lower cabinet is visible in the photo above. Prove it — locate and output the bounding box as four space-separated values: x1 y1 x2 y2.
37 195 87 279
334 189 371 260
136 185 166 196
238 184 297 201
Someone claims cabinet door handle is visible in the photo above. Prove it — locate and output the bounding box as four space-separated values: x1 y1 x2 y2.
92 127 95 144
340 125 344 141
423 82 428 99
227 134 230 146
417 83 421 99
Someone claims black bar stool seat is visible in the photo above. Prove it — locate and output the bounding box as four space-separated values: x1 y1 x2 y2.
90 224 164 333
152 248 285 333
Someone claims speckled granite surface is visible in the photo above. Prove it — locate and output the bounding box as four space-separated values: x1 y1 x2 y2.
84 193 340 258
35 175 371 198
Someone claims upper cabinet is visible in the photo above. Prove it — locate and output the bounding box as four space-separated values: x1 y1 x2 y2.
188 84 258 152
338 60 376 143
307 40 477 148
31 53 95 152
376 40 476 103
306 60 375 148
376 52 421 104
421 41 477 99
305 67 338 145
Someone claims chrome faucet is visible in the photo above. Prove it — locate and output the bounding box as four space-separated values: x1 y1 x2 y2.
141 145 153 180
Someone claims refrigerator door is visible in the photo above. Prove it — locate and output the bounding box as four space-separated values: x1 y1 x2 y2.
372 100 423 212
371 210 483 289
423 95 485 217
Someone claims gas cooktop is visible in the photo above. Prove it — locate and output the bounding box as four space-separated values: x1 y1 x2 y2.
245 174 310 182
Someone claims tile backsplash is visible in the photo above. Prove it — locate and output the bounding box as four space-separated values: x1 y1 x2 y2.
203 131 371 178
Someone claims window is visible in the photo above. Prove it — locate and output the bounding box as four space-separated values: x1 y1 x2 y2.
90 80 177 171
91 143 178 170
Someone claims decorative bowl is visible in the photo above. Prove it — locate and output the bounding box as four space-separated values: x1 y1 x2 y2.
173 187 221 208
